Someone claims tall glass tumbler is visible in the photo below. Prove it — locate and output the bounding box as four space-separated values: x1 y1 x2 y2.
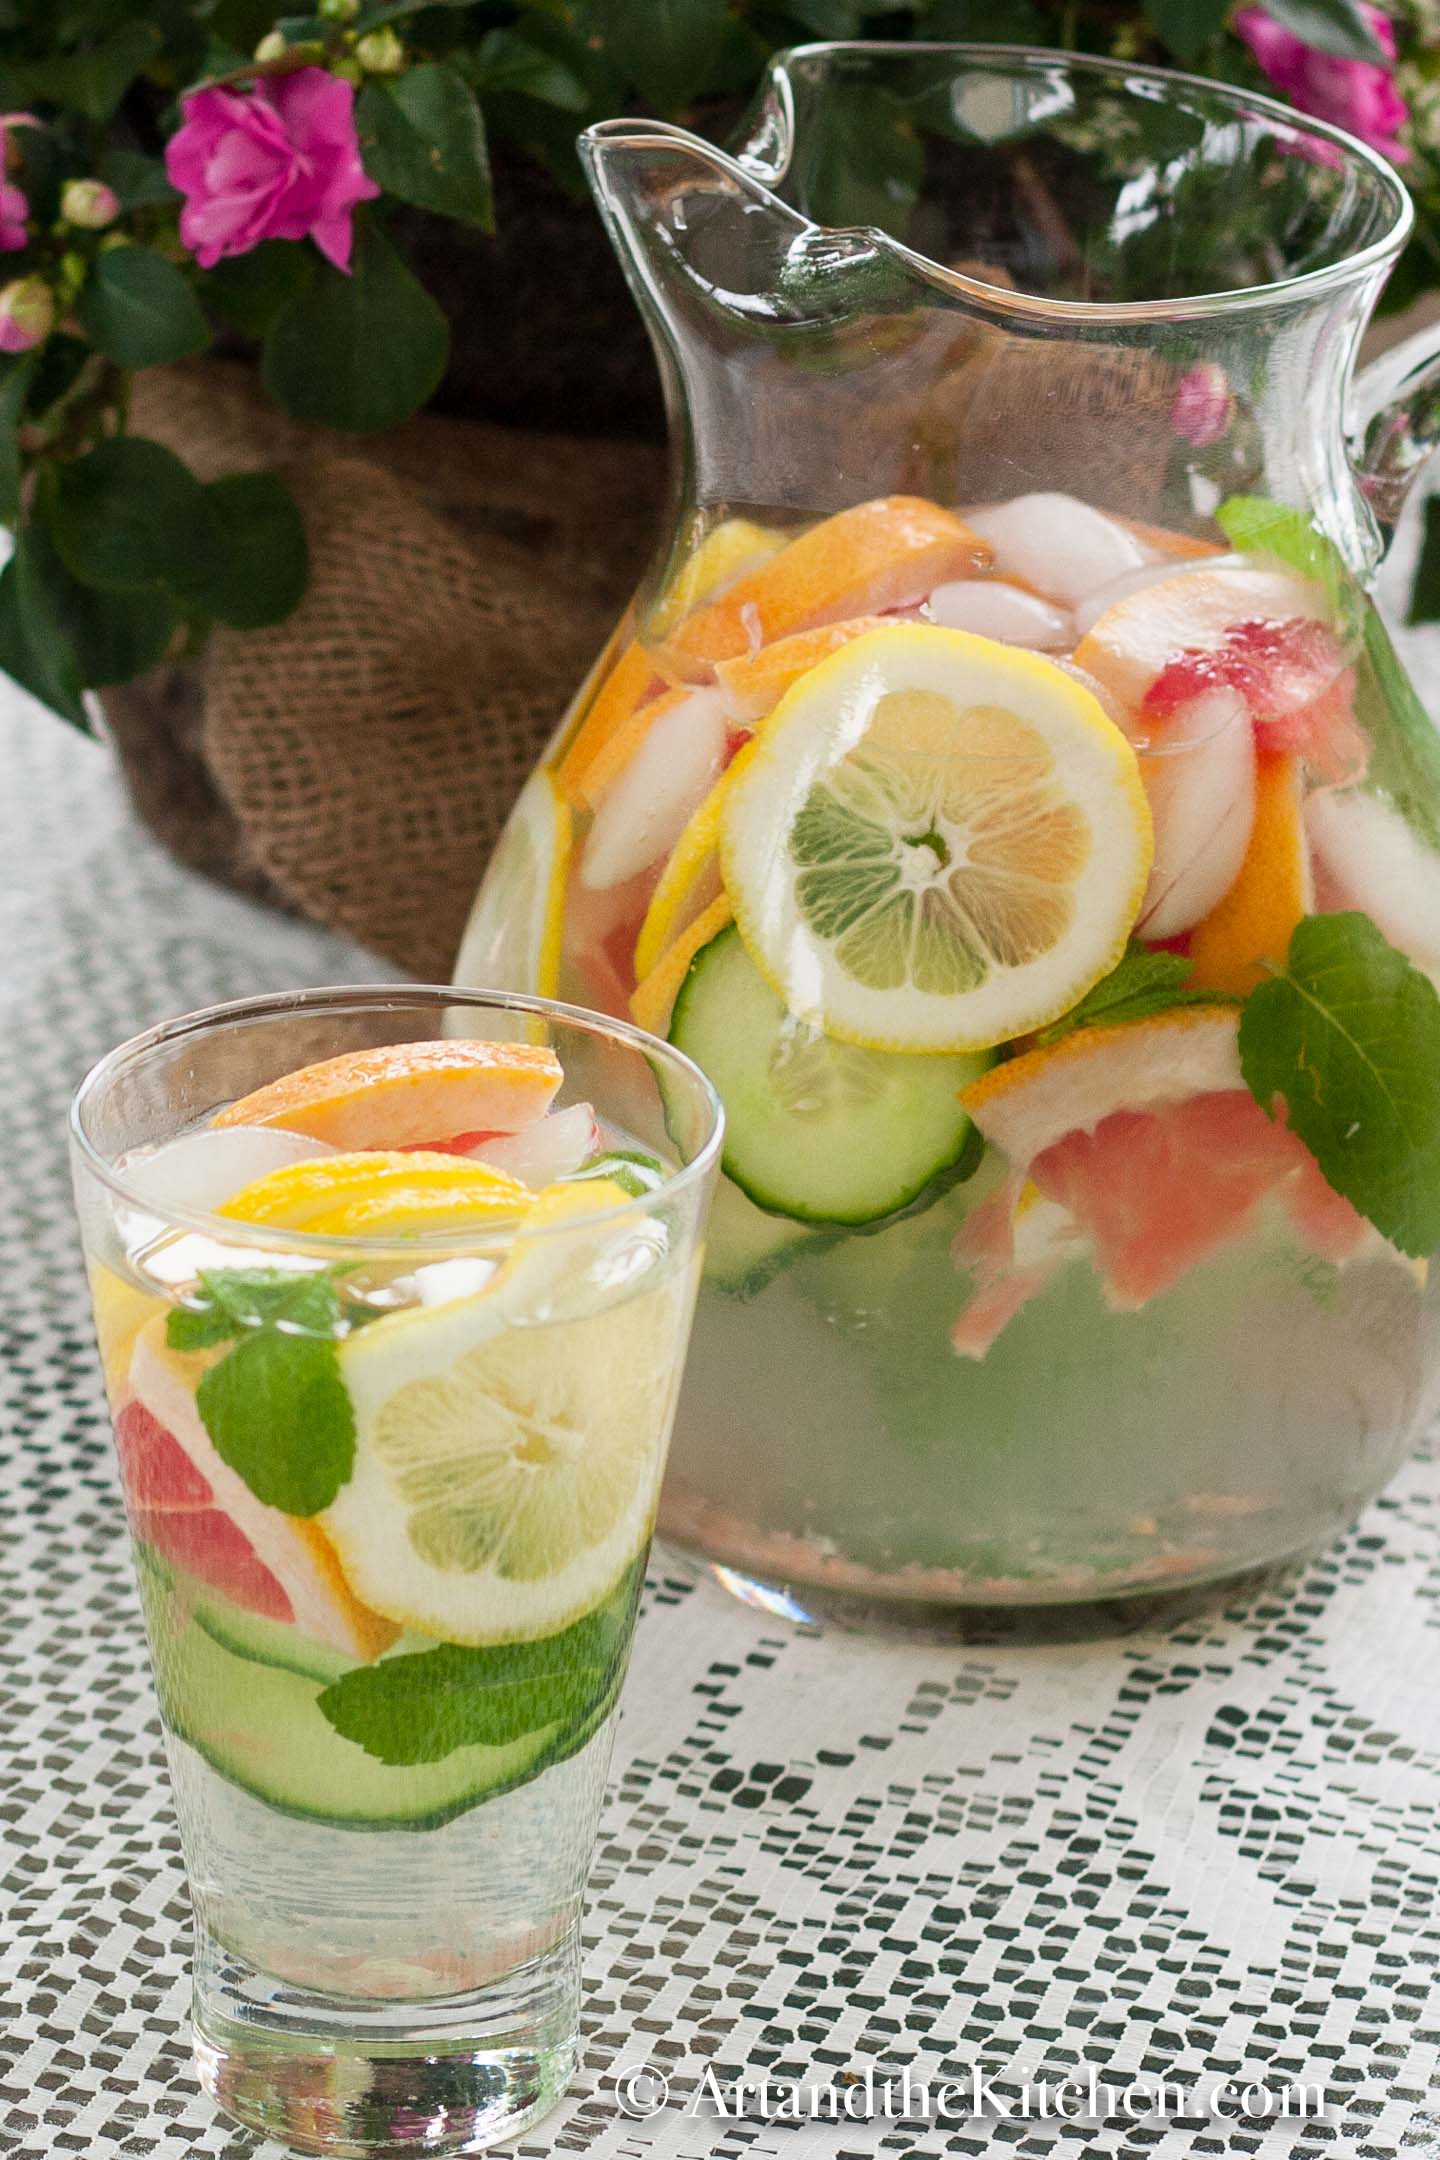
70 986 721 2157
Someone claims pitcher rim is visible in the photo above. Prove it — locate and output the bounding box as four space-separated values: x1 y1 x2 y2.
585 39 1413 325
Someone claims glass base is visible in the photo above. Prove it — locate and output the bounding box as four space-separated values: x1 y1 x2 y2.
665 1542 1326 1644
193 1924 578 2157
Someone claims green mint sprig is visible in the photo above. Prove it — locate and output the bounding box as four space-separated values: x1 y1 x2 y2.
565 1149 666 1199
316 1559 644 1765
1239 912 1440 1258
1034 948 1232 1048
166 1267 355 1516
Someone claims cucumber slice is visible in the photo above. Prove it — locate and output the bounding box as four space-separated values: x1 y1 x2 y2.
135 1543 352 1686
669 925 990 1225
138 1566 564 1830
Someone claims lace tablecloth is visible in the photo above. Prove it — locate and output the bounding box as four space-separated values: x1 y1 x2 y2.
4 606 1440 2160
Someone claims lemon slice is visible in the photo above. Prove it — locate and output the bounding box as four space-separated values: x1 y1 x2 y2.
720 623 1153 1052
453 768 571 997
323 1183 684 1643
219 1152 531 1234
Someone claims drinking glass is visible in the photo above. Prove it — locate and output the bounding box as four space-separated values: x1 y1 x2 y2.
70 985 721 2157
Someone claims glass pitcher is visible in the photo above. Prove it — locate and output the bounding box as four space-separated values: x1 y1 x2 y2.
457 42 1440 1620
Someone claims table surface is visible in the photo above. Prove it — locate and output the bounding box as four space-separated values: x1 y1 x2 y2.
4 540 1440 2160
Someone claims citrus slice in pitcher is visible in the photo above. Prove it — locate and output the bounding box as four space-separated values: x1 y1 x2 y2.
720 624 1152 1052
452 768 572 998
324 1183 676 1643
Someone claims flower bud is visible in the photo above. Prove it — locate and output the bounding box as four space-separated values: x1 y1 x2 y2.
1170 361 1235 450
0 112 40 175
0 275 54 353
319 0 359 17
254 29 288 62
356 26 404 74
60 178 120 231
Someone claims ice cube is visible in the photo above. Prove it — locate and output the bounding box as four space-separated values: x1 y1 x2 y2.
964 493 1153 608
580 687 728 890
925 579 1072 649
467 1103 601 1187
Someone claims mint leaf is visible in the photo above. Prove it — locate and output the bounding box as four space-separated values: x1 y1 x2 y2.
1035 948 1231 1047
195 1330 355 1515
166 1267 343 1353
1239 912 1440 1257
317 1562 642 1765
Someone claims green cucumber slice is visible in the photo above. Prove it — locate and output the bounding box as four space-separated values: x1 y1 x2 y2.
135 1543 353 1686
669 924 990 1225
137 1566 566 1830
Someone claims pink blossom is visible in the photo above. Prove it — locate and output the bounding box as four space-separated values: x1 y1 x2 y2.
165 67 379 274
1171 361 1234 448
1235 6 1410 163
0 275 53 353
0 182 26 253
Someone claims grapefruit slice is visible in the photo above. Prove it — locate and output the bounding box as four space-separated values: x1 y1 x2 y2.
951 1008 1374 1350
453 768 571 999
215 1039 562 1151
1072 561 1334 721
720 623 1152 1052
126 1323 397 1657
656 495 991 677
1188 750 1312 995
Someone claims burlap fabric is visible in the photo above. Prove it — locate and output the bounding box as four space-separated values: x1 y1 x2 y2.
102 363 666 980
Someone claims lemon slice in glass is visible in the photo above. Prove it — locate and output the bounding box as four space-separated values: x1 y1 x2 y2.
323 1183 683 1644
720 623 1153 1052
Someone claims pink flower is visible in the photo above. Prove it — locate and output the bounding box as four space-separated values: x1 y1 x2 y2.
0 181 27 252
0 275 53 353
1235 6 1410 163
1171 362 1234 448
165 67 379 274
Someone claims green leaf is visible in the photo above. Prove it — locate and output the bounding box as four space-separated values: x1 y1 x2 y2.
171 1266 344 1348
1143 0 1229 61
77 248 211 370
98 148 179 212
196 1329 355 1515
568 1148 666 1199
262 213 449 433
46 437 224 597
592 0 730 113
0 352 37 524
181 472 309 631
469 28 589 111
1033 948 1232 1046
22 517 176 686
357 64 492 228
16 23 163 122
317 1562 642 1764
1260 0 1388 60
1239 912 1440 1257
1408 495 1440 627
0 529 86 726
202 242 314 339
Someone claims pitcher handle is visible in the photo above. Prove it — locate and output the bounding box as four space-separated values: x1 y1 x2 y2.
1350 319 1440 539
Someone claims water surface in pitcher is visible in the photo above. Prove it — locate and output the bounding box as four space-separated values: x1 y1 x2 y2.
460 488 1440 1607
